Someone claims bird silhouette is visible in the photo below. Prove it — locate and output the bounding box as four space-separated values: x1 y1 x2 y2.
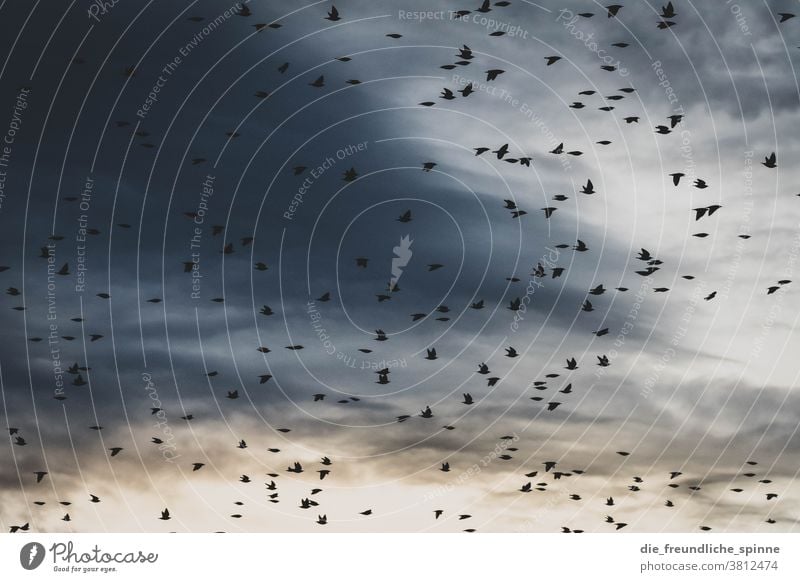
325 6 340 21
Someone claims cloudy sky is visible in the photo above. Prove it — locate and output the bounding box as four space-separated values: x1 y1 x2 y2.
0 0 799 533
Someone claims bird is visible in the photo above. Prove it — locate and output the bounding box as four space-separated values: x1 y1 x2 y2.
493 144 509 159
762 152 777 168
660 2 676 18
325 6 340 21
458 84 474 98
545 56 562 66
693 205 722 220
159 509 171 520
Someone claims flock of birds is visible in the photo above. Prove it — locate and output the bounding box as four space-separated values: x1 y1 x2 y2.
3 1 797 533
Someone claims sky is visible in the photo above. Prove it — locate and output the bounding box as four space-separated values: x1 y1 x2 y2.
0 0 799 533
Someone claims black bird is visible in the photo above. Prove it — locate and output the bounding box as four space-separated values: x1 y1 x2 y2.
326 6 340 21
458 83 474 97
660 2 676 18
762 152 777 168
493 144 509 159
693 205 722 220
